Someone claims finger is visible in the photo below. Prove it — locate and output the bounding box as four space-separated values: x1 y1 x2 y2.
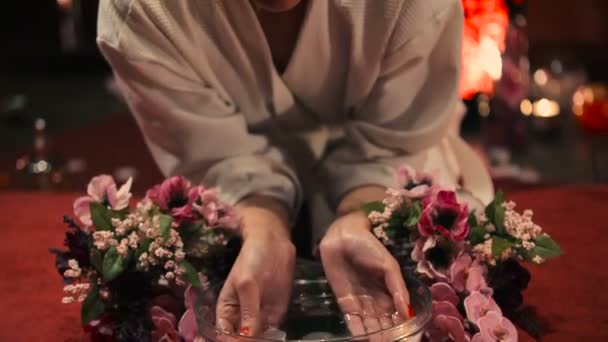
216 284 239 333
236 279 262 336
337 295 366 337
383 260 412 320
368 291 394 329
359 295 382 334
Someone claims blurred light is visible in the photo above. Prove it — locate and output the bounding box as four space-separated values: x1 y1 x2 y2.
479 38 503 80
534 70 548 86
478 95 491 117
573 90 585 106
16 158 27 171
550 60 564 75
572 104 583 116
34 118 46 131
520 99 533 116
583 87 595 103
533 99 560 118
52 172 63 184
515 14 527 27
57 0 72 11
33 160 50 174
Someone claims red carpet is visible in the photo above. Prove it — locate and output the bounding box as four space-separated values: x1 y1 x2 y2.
1 187 607 341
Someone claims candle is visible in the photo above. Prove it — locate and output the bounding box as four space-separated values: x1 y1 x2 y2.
573 84 608 133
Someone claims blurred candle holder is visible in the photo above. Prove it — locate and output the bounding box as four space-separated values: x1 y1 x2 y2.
573 83 608 134
519 97 563 135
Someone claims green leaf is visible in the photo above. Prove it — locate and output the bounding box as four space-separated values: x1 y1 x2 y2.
485 191 506 235
179 221 204 243
90 249 103 272
159 214 173 242
81 283 106 326
102 246 127 282
90 202 122 231
403 202 421 227
468 210 479 228
530 234 563 259
468 225 487 245
492 236 514 257
362 201 385 216
180 260 201 288
135 239 152 259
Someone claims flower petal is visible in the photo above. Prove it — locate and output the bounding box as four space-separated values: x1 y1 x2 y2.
112 177 133 210
431 283 459 306
178 309 199 342
73 196 92 227
87 175 115 202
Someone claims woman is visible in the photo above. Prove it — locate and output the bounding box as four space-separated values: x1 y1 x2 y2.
97 0 492 337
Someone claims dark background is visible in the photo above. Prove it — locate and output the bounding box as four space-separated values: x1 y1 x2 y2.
1 0 607 192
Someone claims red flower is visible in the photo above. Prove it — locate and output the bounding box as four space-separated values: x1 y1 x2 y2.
147 176 203 225
419 190 470 241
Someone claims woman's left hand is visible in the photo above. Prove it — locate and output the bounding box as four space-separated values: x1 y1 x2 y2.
319 210 413 336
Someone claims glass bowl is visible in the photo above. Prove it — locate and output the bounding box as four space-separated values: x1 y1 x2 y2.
194 261 431 342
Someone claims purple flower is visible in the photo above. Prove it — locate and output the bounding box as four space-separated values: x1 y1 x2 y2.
472 311 518 342
412 235 463 281
419 190 470 241
150 306 180 342
464 291 501 324
396 165 434 199
74 175 132 227
430 282 459 307
147 176 203 225
450 254 490 293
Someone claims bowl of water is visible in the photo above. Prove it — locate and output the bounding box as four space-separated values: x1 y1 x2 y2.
194 260 431 342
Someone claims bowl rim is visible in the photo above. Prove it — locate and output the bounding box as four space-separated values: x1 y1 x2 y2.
195 275 432 342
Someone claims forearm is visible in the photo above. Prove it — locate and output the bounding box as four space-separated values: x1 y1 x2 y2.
336 185 387 217
236 195 291 240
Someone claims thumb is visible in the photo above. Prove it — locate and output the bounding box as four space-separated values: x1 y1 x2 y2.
237 280 262 336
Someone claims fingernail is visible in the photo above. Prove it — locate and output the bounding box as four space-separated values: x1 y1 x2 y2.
240 326 251 336
407 304 415 318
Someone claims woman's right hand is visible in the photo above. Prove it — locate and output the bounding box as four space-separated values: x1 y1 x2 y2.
215 196 296 337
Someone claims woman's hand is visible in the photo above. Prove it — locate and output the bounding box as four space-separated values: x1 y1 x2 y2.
216 196 296 337
320 209 412 336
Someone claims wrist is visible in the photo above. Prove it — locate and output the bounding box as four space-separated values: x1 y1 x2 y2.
236 195 291 241
336 185 386 217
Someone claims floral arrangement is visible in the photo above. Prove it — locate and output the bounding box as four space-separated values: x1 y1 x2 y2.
365 166 562 342
51 175 240 341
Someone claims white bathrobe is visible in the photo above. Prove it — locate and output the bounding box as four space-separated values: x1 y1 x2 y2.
97 0 493 240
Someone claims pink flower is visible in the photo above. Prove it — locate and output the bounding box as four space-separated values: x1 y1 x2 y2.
472 311 518 342
431 282 459 307
147 176 202 225
427 300 469 342
419 190 470 241
195 188 239 230
179 274 209 342
464 291 501 324
412 235 463 281
428 314 471 342
450 254 490 293
396 165 434 199
150 306 180 342
74 175 133 227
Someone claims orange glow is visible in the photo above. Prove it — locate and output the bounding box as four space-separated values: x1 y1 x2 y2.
460 0 509 99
